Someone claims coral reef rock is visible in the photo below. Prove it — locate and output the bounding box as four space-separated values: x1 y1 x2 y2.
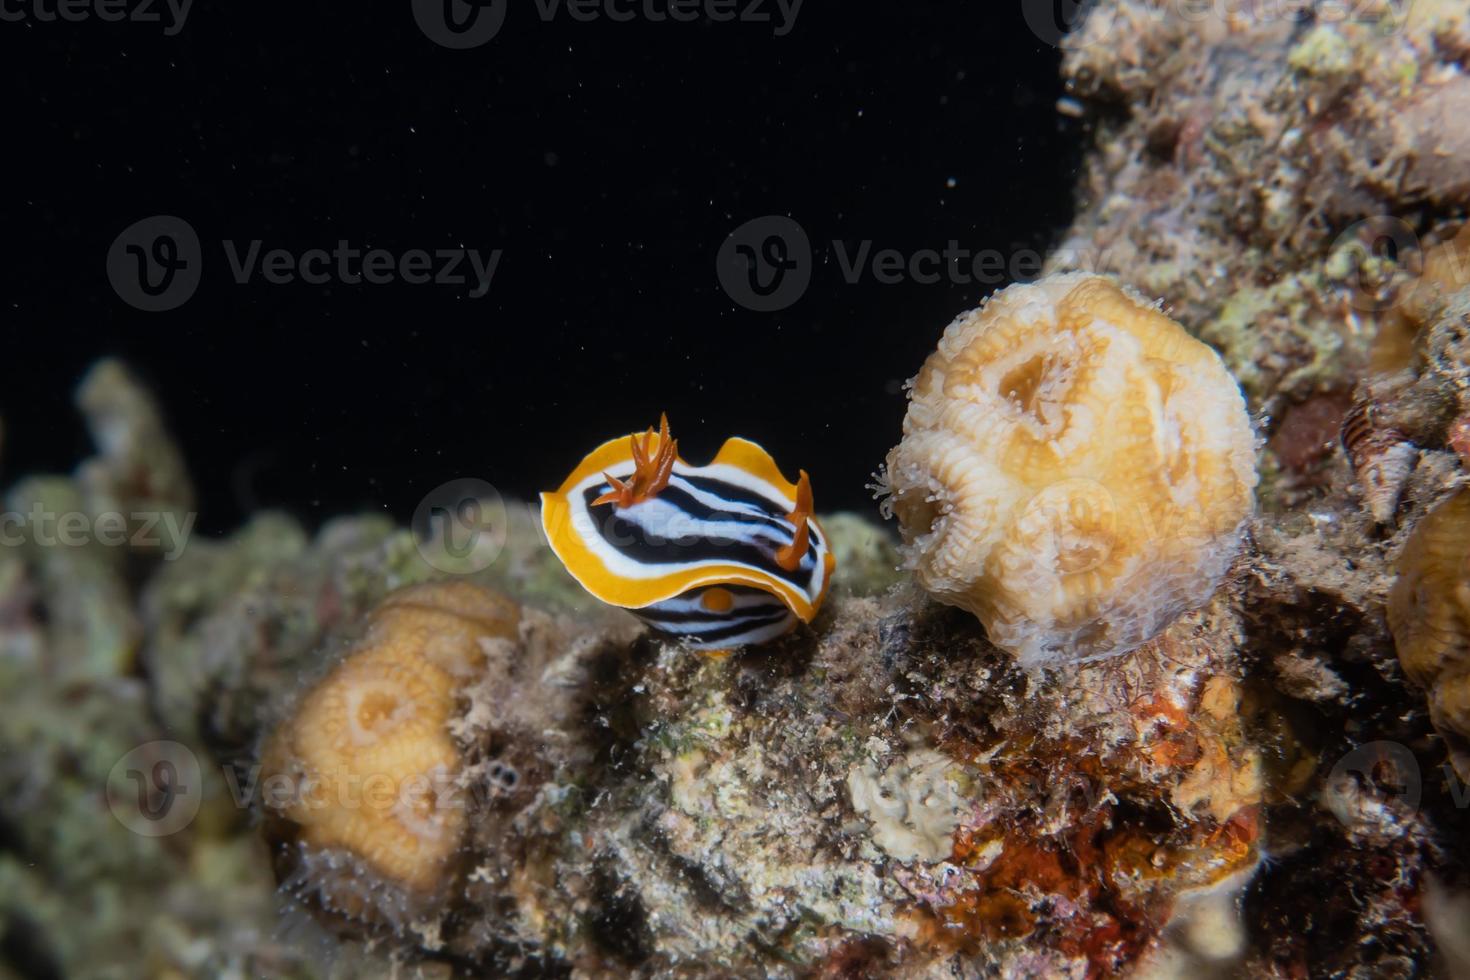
12 1 1470 977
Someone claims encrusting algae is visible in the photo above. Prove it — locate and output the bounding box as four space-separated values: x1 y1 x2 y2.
259 581 519 926
880 272 1258 666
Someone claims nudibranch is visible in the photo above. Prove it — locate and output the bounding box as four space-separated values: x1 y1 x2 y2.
541 415 835 648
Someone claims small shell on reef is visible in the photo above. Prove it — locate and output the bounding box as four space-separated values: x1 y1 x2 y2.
880 272 1257 666
1340 399 1418 525
1388 489 1470 773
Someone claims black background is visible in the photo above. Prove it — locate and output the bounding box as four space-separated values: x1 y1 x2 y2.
0 1 1081 534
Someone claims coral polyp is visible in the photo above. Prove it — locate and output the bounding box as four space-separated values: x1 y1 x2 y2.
881 273 1257 665
1388 488 1470 773
259 581 519 924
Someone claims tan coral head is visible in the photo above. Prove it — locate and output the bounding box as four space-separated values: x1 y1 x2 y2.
260 581 519 926
1389 488 1470 774
880 273 1257 666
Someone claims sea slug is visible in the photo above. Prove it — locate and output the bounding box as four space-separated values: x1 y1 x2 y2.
541 414 835 649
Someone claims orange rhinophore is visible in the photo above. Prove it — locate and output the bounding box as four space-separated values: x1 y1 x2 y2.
593 412 678 508
776 470 814 571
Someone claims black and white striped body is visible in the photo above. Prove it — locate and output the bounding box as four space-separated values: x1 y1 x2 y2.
634 585 798 649
541 429 834 651
574 467 829 606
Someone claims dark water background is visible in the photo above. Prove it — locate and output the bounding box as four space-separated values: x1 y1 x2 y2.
0 2 1079 533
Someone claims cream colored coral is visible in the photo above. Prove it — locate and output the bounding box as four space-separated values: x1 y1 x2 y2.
881 273 1256 665
260 581 519 917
